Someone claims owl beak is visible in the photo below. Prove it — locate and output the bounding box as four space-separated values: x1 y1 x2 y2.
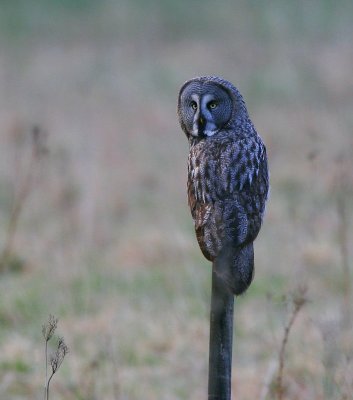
198 115 206 132
192 113 206 137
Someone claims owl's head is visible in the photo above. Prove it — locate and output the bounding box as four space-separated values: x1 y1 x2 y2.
177 76 248 139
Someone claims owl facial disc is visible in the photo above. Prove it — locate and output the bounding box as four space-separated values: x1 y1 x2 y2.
191 94 218 137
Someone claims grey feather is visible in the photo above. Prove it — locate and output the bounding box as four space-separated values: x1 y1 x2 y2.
178 76 269 295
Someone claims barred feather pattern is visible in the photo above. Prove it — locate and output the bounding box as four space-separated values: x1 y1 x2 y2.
188 131 268 261
179 76 269 295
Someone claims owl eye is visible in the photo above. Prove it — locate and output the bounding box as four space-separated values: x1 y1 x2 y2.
190 101 197 110
208 101 218 110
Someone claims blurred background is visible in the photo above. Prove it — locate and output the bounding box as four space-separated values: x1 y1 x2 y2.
0 1 352 399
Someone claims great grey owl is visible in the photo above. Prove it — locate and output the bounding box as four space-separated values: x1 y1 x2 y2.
178 76 269 295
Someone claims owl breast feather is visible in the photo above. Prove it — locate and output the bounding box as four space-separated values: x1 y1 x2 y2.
187 135 267 259
188 136 261 202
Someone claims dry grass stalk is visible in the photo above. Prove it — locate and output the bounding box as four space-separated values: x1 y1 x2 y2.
0 126 48 272
42 314 58 398
276 285 308 400
337 194 351 323
334 156 352 322
42 315 69 400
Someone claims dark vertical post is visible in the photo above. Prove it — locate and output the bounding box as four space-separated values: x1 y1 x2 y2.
208 265 234 400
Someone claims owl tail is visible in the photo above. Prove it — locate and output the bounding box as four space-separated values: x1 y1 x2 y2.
213 242 254 296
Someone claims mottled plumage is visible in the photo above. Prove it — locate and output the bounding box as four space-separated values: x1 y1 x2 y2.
178 76 269 295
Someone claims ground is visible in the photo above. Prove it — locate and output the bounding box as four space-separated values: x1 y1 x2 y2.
0 1 352 399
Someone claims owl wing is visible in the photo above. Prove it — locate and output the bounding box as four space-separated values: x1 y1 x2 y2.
187 174 220 261
212 136 268 295
218 135 269 247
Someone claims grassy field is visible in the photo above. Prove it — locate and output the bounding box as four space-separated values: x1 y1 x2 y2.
0 1 353 399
